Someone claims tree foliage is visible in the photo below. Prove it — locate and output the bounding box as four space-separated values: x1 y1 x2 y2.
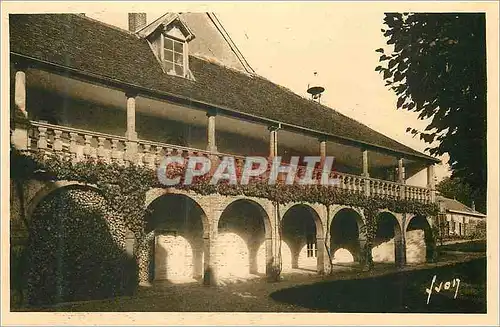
376 13 487 211
436 176 485 213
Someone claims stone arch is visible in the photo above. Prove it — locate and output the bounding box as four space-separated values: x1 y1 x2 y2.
26 181 101 221
280 204 325 273
143 193 209 283
372 211 404 265
217 198 272 279
405 214 435 264
25 185 136 305
330 207 365 263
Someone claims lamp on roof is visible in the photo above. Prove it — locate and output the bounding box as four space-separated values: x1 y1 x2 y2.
307 71 325 104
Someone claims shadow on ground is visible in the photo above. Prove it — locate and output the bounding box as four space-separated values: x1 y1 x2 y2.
270 257 486 313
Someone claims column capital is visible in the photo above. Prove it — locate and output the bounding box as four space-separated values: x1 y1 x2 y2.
125 89 138 98
268 124 281 132
318 136 327 143
12 58 29 71
206 108 218 117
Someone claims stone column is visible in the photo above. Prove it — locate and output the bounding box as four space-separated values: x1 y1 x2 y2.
362 150 369 177
15 68 27 117
265 237 275 279
400 213 407 266
319 138 327 160
269 126 279 158
124 92 138 162
11 62 29 150
192 240 204 280
362 149 370 196
397 158 405 183
248 240 259 274
394 224 406 268
125 92 138 139
203 212 220 286
398 157 405 199
206 110 217 152
316 237 325 274
323 224 332 274
203 233 218 286
427 164 436 202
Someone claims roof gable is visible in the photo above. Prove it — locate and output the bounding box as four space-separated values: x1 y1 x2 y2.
137 13 194 41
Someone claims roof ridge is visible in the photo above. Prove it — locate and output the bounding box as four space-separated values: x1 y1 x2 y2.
206 13 255 74
72 13 138 37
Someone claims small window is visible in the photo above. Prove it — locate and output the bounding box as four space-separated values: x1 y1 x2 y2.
163 36 185 76
307 241 317 258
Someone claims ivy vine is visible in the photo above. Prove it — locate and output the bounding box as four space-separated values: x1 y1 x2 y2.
11 148 439 272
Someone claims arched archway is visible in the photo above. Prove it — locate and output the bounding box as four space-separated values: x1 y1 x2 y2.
330 208 365 263
217 199 271 280
26 185 136 306
372 212 403 265
145 194 208 283
406 215 435 264
280 204 324 273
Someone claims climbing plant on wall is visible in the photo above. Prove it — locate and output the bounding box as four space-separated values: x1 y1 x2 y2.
11 149 439 291
26 187 137 305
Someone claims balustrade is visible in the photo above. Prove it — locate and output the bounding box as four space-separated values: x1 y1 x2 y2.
27 121 432 203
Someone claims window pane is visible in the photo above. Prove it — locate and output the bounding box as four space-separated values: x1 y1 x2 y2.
164 38 173 51
164 49 173 61
164 61 174 73
174 41 183 53
174 64 183 76
174 52 183 65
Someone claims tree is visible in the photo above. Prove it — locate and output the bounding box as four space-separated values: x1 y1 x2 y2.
376 13 487 213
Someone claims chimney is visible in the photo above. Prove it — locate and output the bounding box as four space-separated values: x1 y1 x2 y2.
471 201 476 212
128 13 147 32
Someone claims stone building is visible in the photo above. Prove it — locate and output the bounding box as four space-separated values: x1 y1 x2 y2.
9 13 440 296
436 196 487 239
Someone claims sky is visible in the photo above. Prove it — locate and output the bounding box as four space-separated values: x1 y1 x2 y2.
86 4 451 183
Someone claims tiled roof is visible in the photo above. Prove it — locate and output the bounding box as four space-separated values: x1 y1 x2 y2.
9 14 438 162
436 195 486 217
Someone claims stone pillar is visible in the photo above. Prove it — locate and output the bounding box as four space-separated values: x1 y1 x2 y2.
427 164 436 202
11 63 29 150
362 150 370 196
319 139 327 160
269 126 279 158
125 92 138 139
398 157 405 199
206 110 217 152
248 239 259 274
397 158 405 183
394 226 406 268
316 237 325 274
400 213 407 266
15 69 27 116
192 240 204 280
265 237 276 279
362 150 369 177
124 92 138 162
203 226 219 286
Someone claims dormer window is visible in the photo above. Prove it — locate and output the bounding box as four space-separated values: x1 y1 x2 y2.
163 36 185 76
136 13 195 79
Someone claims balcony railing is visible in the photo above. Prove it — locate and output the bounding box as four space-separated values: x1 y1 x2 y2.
26 121 432 203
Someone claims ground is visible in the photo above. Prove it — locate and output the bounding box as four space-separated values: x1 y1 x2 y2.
16 241 486 313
